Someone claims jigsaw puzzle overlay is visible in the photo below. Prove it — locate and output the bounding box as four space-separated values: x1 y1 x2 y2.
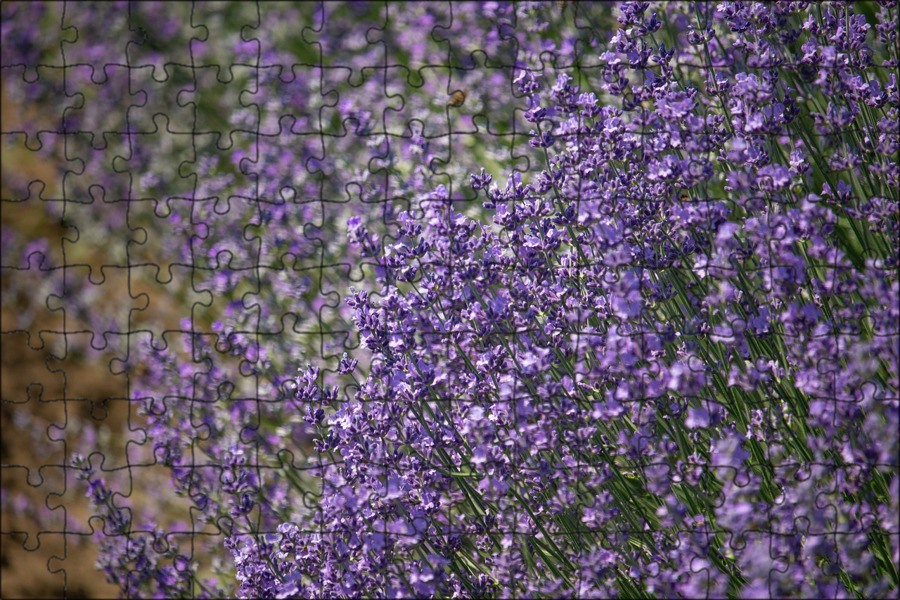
1 1 898 598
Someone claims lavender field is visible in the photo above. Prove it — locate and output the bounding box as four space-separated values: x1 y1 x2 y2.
1 1 898 598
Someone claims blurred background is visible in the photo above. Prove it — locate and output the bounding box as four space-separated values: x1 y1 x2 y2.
2 76 123 597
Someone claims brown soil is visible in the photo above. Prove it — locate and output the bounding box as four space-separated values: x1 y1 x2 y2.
3 87 122 599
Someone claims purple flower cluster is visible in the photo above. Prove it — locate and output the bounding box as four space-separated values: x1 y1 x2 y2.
228 2 898 598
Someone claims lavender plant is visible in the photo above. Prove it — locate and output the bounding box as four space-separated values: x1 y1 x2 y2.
227 2 898 598
2 1 898 598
